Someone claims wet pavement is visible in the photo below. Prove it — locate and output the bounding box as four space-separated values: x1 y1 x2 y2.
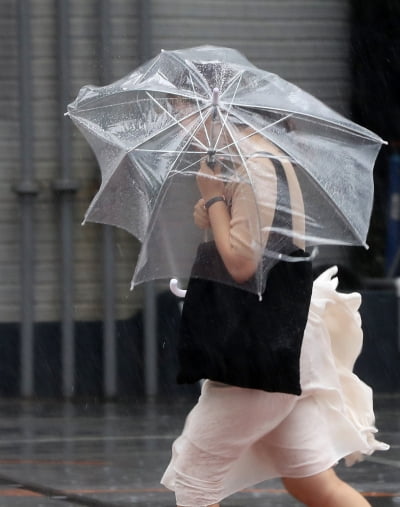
0 394 398 506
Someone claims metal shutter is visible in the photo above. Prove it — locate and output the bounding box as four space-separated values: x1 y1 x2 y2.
151 0 350 112
1 0 350 323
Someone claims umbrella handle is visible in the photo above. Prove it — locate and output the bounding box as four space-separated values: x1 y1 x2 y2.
170 278 187 298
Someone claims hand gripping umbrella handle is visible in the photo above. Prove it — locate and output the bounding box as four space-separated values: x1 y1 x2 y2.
169 278 187 298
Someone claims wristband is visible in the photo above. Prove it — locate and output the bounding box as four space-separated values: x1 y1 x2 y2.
204 196 226 211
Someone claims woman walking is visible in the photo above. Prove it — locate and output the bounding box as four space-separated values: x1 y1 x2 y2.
161 124 389 507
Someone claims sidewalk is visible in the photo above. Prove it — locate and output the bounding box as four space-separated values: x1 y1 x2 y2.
0 395 398 506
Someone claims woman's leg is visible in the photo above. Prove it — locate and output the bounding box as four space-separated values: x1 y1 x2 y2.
282 468 371 507
168 382 296 507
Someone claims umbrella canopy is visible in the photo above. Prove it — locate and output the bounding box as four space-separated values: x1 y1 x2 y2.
67 45 385 296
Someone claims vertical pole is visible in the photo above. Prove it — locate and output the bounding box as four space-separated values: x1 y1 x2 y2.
15 0 38 397
144 282 158 396
138 0 157 397
55 0 78 398
386 147 400 276
100 0 117 398
138 0 152 65
395 279 400 353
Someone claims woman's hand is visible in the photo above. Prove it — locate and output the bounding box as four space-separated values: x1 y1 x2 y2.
193 198 210 230
195 159 257 284
196 159 225 202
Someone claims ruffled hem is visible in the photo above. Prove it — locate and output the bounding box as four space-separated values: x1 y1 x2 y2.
304 266 389 465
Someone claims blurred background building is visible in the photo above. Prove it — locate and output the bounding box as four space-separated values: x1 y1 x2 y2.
1 0 399 399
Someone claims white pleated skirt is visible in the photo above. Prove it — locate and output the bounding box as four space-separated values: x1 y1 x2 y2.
161 267 389 507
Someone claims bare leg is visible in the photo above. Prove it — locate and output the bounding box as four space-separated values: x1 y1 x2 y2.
282 468 371 507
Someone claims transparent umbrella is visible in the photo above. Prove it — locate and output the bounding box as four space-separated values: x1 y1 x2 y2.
67 45 385 297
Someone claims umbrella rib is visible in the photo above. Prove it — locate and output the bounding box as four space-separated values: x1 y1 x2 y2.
218 71 244 102
226 110 366 245
70 116 134 198
71 115 128 153
213 72 244 152
68 96 160 114
134 149 207 155
70 97 209 153
225 102 382 142
145 91 209 151
220 114 260 203
219 113 265 295
128 102 210 153
137 53 161 82
189 73 211 147
131 175 178 287
72 100 207 157
217 109 293 153
164 50 210 95
168 153 207 176
82 151 137 228
132 129 206 285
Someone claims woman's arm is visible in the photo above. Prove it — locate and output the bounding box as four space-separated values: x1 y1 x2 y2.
196 160 258 283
